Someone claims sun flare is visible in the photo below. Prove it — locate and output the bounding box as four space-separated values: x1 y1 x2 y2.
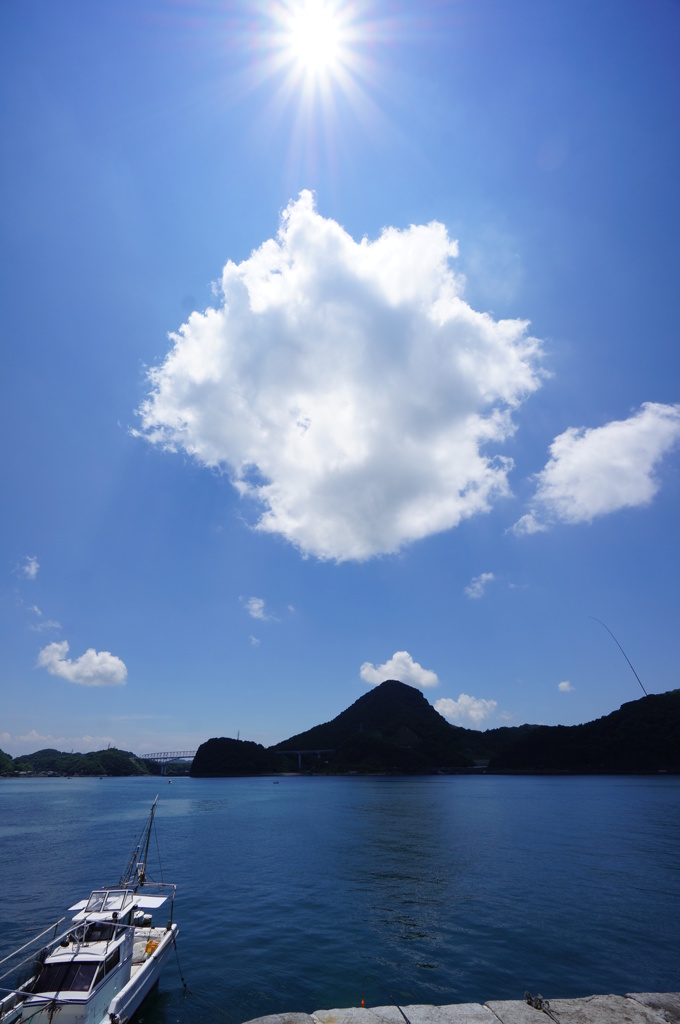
287 1 344 76
259 0 376 129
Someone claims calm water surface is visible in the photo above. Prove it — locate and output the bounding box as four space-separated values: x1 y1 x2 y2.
0 776 678 1022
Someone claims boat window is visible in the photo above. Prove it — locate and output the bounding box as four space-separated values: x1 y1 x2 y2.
83 923 116 943
85 893 107 913
91 963 105 989
105 949 120 975
85 890 132 915
33 962 99 993
104 891 132 913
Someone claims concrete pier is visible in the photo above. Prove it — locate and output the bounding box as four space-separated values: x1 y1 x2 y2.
244 993 680 1024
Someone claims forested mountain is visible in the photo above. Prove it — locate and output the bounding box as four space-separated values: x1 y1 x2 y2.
270 679 473 771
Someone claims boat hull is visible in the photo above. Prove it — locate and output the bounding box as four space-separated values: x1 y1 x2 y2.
107 924 178 1024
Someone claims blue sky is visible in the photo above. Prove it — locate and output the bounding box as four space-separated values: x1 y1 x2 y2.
2 0 679 757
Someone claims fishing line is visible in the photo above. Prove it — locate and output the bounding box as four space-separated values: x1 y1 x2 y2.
360 974 413 1024
590 617 648 696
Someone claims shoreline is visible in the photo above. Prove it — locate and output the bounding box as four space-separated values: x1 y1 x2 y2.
2 767 679 779
242 993 680 1024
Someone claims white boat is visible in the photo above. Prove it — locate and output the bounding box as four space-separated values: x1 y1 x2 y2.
0 798 178 1024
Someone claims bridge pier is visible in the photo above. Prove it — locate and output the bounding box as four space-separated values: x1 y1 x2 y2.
276 749 335 771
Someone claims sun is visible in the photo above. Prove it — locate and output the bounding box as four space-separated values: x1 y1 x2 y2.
286 1 344 77
257 0 374 127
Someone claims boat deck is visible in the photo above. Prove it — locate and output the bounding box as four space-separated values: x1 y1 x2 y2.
131 927 169 970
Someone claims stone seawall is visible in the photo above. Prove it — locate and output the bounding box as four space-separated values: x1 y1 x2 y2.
243 992 680 1024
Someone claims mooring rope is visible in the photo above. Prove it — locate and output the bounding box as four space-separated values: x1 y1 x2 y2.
525 991 561 1022
171 936 237 1022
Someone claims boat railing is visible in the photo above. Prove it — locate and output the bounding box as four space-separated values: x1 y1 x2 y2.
0 983 54 1017
0 920 65 975
0 919 72 1003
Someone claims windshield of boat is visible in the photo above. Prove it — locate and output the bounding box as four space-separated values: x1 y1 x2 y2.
32 961 99 993
85 890 133 915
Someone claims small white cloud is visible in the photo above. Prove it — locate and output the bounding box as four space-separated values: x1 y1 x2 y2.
241 596 274 621
29 619 62 633
21 556 40 580
510 512 547 536
435 693 498 726
558 680 574 692
136 191 544 562
360 650 439 689
514 402 680 533
249 635 261 646
37 641 127 687
464 571 495 599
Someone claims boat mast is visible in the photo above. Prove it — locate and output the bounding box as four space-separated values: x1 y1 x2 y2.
136 795 158 887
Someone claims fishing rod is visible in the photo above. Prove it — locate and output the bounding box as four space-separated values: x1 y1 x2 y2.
590 617 648 696
360 975 413 1024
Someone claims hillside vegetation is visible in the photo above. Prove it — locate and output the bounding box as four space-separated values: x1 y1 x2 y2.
0 747 151 776
270 679 473 771
191 737 290 776
489 689 680 772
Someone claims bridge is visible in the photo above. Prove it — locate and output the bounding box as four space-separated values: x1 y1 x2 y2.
142 750 196 774
276 749 334 770
141 748 334 773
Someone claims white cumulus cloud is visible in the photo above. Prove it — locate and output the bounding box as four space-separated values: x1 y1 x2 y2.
360 650 439 689
435 693 498 726
465 571 495 599
558 680 574 692
37 641 127 687
514 402 680 534
137 191 544 561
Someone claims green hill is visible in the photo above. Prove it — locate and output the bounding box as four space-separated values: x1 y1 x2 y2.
7 747 151 776
273 679 474 771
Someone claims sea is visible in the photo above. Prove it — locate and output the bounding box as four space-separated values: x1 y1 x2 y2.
1 775 678 1024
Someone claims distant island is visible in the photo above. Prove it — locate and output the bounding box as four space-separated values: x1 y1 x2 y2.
3 680 679 777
